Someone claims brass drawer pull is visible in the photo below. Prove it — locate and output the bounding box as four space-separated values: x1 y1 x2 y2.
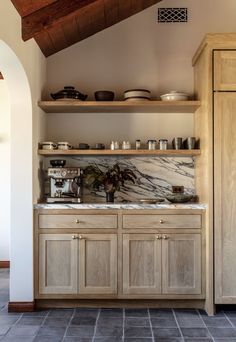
79 235 85 240
72 235 78 240
159 219 164 224
156 235 162 240
75 219 80 224
163 235 169 240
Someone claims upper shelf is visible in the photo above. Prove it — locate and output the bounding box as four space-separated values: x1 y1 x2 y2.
38 100 201 114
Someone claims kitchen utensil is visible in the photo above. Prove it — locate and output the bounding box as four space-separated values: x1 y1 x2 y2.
57 142 72 150
124 89 151 101
139 198 165 204
172 137 183 150
159 139 168 150
160 91 189 101
40 142 57 150
78 143 90 150
94 91 115 101
135 139 141 150
184 137 196 149
50 160 66 168
51 86 87 101
147 140 157 150
166 194 193 203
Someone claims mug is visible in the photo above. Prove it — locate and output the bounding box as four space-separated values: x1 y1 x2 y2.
172 137 183 150
41 142 57 150
57 142 72 150
184 137 196 150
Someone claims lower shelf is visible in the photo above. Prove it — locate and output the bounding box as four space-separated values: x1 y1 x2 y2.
38 149 201 156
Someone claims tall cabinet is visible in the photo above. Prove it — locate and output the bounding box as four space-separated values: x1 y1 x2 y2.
193 34 236 311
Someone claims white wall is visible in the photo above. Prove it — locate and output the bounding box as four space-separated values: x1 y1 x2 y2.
46 0 236 145
0 80 10 261
0 0 46 302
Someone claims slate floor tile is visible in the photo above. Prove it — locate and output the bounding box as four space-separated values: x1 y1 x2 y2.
0 315 21 325
176 316 205 327
95 325 123 337
70 316 96 326
151 317 177 327
184 339 213 342
66 326 94 337
37 326 66 337
125 309 149 317
47 309 74 318
125 317 150 327
208 327 236 338
43 317 70 327
99 308 123 318
7 325 40 336
181 327 211 338
149 308 174 317
97 316 123 326
154 339 184 342
94 338 122 342
16 317 44 326
23 311 49 317
0 336 35 342
0 326 10 335
174 309 199 317
74 308 99 317
227 317 236 327
152 328 181 338
63 338 92 342
125 339 153 342
124 326 152 338
33 337 63 342
203 316 232 327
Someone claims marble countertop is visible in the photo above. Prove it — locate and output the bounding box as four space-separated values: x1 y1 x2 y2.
34 203 206 210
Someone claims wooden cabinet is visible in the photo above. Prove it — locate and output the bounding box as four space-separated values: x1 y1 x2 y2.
214 51 236 90
214 93 236 303
123 233 202 295
79 234 117 294
162 234 201 294
39 234 78 294
123 234 162 294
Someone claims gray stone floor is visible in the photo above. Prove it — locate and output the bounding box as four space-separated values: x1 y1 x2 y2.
1 270 236 341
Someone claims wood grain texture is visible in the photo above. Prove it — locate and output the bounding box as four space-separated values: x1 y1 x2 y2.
10 0 57 17
38 100 201 113
162 234 201 294
123 215 202 229
0 261 10 268
8 301 35 312
214 92 236 303
123 234 161 294
39 234 78 294
214 51 236 90
79 234 117 294
39 214 118 229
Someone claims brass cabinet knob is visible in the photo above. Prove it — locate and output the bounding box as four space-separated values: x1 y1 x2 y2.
75 219 80 224
163 235 169 240
72 235 78 240
159 219 164 224
78 235 84 240
156 235 162 240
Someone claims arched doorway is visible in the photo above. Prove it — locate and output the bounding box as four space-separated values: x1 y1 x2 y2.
0 40 34 305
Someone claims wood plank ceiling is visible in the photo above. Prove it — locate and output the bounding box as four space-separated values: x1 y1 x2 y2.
11 0 162 57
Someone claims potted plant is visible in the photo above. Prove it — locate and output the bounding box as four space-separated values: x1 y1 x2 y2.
83 164 136 203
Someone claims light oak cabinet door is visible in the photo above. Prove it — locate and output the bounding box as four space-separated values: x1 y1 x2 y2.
214 93 236 303
214 50 236 90
39 234 78 294
79 234 117 294
123 234 162 294
162 234 202 295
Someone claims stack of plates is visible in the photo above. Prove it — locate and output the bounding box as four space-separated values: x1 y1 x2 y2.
124 89 151 101
160 91 190 101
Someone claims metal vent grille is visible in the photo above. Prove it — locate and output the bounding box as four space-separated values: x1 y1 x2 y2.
158 8 188 23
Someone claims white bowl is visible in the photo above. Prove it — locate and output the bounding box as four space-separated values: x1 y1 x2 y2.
160 91 190 101
124 89 151 100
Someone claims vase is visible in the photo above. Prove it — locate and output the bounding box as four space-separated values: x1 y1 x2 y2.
106 191 115 203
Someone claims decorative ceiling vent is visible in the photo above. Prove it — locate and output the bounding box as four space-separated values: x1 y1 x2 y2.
158 8 188 23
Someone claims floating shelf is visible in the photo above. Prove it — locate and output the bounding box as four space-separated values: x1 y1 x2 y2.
38 100 201 114
38 149 201 156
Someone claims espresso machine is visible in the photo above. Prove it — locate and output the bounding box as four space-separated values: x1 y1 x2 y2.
46 161 83 203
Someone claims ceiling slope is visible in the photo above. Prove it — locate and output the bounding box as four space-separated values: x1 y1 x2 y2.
11 0 162 57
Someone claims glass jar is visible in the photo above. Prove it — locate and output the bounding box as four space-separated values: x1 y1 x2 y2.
135 139 141 150
122 141 131 150
159 139 168 150
147 140 157 150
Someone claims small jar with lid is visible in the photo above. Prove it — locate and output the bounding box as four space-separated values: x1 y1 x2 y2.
135 139 141 150
159 139 168 150
122 141 131 150
147 140 157 150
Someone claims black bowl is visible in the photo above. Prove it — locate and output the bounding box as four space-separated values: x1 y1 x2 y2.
94 91 115 101
50 160 66 168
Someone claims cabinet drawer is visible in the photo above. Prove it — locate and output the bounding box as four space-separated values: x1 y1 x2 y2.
123 214 201 229
39 214 118 229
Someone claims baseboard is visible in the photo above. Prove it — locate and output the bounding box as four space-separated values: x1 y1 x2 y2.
8 301 35 312
0 261 10 268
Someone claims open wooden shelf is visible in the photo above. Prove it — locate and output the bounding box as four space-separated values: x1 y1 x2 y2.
38 149 201 156
38 100 201 114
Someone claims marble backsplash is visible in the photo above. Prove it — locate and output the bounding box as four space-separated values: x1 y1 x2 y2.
43 156 195 203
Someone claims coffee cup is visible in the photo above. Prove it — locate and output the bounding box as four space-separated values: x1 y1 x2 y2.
57 142 72 150
41 142 57 150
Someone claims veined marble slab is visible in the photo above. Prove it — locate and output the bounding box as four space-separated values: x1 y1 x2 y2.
34 203 206 210
43 156 195 203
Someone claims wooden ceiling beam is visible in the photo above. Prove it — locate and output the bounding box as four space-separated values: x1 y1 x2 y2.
22 0 99 41
11 0 58 17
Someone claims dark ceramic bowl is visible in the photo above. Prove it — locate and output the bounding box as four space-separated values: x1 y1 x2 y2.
166 194 193 203
51 86 87 101
94 91 115 101
50 160 66 168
